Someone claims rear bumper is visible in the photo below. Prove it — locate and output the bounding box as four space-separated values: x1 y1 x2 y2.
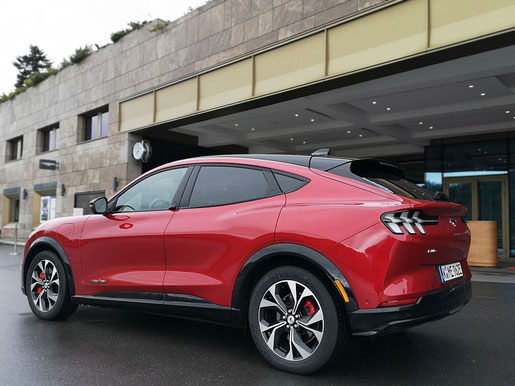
348 280 471 337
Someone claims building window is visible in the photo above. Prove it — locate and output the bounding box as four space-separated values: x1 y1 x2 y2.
37 124 59 153
6 136 23 162
74 191 105 215
83 108 109 141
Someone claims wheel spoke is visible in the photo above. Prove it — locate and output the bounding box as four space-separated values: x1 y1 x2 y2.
31 272 43 285
260 319 285 333
260 297 286 315
37 261 44 276
299 308 323 327
49 265 57 282
293 285 314 314
285 280 298 310
35 292 44 311
47 291 58 305
267 284 288 315
264 322 286 351
298 322 323 342
285 329 294 361
291 330 313 359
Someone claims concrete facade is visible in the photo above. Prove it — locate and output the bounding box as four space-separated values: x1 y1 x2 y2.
0 0 389 238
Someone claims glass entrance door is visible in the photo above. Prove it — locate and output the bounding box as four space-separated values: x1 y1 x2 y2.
444 175 509 258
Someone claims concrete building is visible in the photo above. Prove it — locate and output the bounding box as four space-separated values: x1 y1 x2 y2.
1 0 515 258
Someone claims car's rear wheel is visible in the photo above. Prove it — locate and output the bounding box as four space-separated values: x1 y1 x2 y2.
248 266 345 374
26 250 78 320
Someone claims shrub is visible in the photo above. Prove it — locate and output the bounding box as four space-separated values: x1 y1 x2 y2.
149 21 168 32
69 45 93 64
110 21 149 43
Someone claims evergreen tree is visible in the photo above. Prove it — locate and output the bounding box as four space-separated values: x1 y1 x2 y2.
13 45 52 88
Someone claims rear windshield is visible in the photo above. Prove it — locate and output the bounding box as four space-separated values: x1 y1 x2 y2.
319 159 434 201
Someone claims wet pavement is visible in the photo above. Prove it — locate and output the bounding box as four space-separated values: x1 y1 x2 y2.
1 243 514 385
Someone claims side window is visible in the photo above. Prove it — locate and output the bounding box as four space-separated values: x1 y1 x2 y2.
188 166 270 207
115 168 187 212
273 172 308 193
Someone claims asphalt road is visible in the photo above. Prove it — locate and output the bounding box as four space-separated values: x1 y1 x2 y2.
1 243 514 385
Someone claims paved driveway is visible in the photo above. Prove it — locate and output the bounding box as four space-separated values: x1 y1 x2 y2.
1 244 514 385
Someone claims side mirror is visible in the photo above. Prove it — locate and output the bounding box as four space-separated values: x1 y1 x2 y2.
90 197 108 215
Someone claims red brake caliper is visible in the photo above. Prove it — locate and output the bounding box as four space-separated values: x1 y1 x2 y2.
304 300 316 316
36 272 45 294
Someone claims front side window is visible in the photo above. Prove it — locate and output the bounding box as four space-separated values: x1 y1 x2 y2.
114 168 187 212
188 166 270 207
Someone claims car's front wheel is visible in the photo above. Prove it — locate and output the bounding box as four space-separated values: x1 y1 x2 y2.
26 250 78 320
248 266 345 374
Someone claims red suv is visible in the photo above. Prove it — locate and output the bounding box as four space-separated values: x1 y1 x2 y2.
22 152 471 374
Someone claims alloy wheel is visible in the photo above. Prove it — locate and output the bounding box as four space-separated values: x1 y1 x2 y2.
258 280 324 361
30 259 60 312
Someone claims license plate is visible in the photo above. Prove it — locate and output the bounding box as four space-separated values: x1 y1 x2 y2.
439 262 463 283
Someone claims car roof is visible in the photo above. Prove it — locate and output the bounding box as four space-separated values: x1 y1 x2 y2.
167 154 355 171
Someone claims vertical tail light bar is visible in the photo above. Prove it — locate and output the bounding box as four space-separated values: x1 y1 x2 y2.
381 210 438 235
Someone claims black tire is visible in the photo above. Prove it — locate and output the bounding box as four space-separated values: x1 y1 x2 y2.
25 250 78 320
248 266 346 374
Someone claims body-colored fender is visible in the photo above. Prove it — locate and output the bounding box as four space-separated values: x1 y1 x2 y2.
231 243 358 325
21 236 75 296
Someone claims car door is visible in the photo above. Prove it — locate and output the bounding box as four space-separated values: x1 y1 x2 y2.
163 164 285 307
80 166 190 295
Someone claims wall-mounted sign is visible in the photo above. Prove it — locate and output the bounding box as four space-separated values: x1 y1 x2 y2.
39 159 59 170
132 140 152 163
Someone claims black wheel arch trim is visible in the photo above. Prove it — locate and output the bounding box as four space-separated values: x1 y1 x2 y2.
22 236 76 296
231 243 359 323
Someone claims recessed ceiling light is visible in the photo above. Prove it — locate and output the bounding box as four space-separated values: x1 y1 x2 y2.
505 110 511 114
480 92 486 96
418 121 423 125
468 84 474 88
290 137 294 141
498 158 502 161
372 101 377 104
251 127 255 131
310 118 315 122
346 130 351 134
386 107 391 111
302 141 306 144
234 123 239 126
359 134 363 137
294 113 299 117
478 148 482 151
429 126 434 129
513 116 515 119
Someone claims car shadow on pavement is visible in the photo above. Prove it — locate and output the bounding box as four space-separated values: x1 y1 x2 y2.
15 304 454 384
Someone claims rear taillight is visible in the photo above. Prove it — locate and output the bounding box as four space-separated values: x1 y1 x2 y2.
381 210 438 235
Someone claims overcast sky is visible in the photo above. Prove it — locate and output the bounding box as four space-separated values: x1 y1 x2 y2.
0 0 207 94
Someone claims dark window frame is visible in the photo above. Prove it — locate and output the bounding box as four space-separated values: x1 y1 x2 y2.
80 106 109 142
107 166 193 214
180 163 282 209
271 171 310 193
37 123 60 154
6 136 23 162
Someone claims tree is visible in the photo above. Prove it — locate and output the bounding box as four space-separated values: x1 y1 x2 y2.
13 45 52 88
